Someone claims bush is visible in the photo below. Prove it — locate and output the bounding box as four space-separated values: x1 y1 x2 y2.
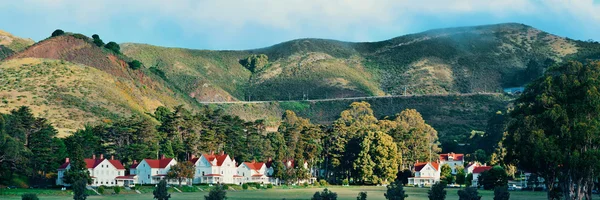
319 180 328 186
113 186 121 194
51 29 65 37
458 187 481 200
92 34 105 47
205 185 227 200
357 192 367 200
72 34 89 40
105 42 121 54
314 181 321 187
128 60 142 70
312 188 337 200
303 182 309 187
428 182 447 200
267 184 273 189
384 181 407 200
97 185 105 194
255 184 261 189
242 183 248 190
222 184 229 190
153 180 171 200
342 179 349 186
493 186 510 200
21 193 39 200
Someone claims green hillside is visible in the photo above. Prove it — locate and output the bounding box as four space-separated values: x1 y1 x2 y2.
0 30 34 59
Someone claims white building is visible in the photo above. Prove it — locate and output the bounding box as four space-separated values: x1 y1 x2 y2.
408 162 441 186
190 152 242 184
265 159 315 185
130 156 178 185
471 166 492 187
465 162 482 174
57 155 126 187
238 161 270 184
439 153 464 174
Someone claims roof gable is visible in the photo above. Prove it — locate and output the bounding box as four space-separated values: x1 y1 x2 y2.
140 158 175 169
58 158 125 170
440 152 464 162
473 166 492 174
414 162 440 171
201 153 231 166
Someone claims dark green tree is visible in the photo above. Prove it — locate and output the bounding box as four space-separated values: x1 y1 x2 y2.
384 181 408 200
457 187 481 200
205 185 227 200
104 42 120 54
92 34 104 47
396 169 412 185
428 182 447 200
356 191 367 200
21 193 39 200
51 29 65 37
465 173 473 187
128 60 142 70
312 188 337 200
493 186 510 200
456 168 466 187
72 178 88 200
62 143 91 185
153 180 171 200
477 166 507 190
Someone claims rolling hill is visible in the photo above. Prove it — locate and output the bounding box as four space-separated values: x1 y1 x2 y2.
0 30 34 60
2 23 600 145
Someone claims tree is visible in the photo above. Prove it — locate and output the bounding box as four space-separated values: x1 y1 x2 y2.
471 149 487 164
113 186 121 194
92 34 104 47
104 42 120 54
527 173 540 190
493 186 510 200
167 161 195 187
477 166 507 190
21 193 39 200
356 191 367 200
153 180 171 200
396 169 412 185
239 54 268 73
457 187 481 200
440 164 452 184
51 29 65 37
72 178 88 200
128 60 142 70
505 61 600 200
465 173 473 187
384 181 408 200
428 182 447 200
456 167 466 187
353 131 400 184
205 185 227 200
312 188 337 200
62 143 91 185
389 109 440 169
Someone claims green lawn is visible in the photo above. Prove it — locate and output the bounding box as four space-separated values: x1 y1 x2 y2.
0 186 547 200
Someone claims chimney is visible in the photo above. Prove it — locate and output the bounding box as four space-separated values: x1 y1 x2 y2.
92 155 96 159
191 154 196 159
221 151 225 155
268 157 272 162
65 158 70 163
210 151 214 155
111 155 114 160
133 160 138 164
161 154 165 159
100 154 104 159
252 160 255 163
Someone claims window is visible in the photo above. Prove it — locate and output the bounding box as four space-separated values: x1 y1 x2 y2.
221 171 223 174
118 171 121 175
148 175 150 179
202 172 205 176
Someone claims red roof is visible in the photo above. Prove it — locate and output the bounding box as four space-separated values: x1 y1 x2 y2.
251 174 265 177
439 153 464 161
244 162 265 171
203 174 222 177
142 158 175 169
189 157 200 164
473 166 492 174
58 158 125 170
115 175 136 180
202 153 229 166
414 162 440 171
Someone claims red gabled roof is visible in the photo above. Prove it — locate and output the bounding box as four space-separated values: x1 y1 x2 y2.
144 158 174 168
473 166 492 174
439 152 464 161
244 162 265 171
414 162 440 171
130 163 139 168
108 159 125 170
58 158 125 170
58 162 70 170
189 157 200 164
202 153 229 166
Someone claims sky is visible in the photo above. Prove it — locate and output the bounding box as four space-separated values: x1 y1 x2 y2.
1 0 600 50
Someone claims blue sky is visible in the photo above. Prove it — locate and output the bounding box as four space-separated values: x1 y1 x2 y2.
1 0 599 50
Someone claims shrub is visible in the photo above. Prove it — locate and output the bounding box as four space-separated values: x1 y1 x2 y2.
97 185 105 194
303 182 309 187
314 181 321 187
153 180 171 200
222 184 229 190
267 184 273 189
113 186 121 194
255 184 261 189
105 42 121 54
205 185 227 200
72 34 89 40
342 179 349 186
312 188 337 200
242 183 248 190
319 180 328 186
21 193 39 200
92 34 105 47
128 60 142 70
428 182 447 200
458 187 481 200
51 29 65 37
384 181 407 200
357 192 367 200
493 186 510 200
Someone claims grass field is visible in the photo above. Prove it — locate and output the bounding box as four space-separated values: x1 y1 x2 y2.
1 186 547 200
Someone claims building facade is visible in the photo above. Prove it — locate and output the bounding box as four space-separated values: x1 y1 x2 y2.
130 156 178 185
439 152 465 174
57 155 126 187
190 152 241 184
408 162 440 186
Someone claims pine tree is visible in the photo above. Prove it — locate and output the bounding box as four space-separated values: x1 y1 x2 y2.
153 180 171 200
384 181 408 200
428 182 447 200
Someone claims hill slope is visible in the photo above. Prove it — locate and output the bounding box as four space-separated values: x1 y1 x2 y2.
0 30 34 59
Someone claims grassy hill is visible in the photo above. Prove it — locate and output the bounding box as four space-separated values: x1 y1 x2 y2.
0 30 34 59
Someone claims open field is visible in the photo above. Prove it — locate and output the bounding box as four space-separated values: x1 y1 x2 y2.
1 186 547 200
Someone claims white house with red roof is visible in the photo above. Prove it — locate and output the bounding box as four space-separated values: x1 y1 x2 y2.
129 155 177 184
465 162 483 174
190 151 241 184
408 161 440 186
439 152 465 174
265 158 315 185
56 155 126 187
471 166 492 187
238 161 270 184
